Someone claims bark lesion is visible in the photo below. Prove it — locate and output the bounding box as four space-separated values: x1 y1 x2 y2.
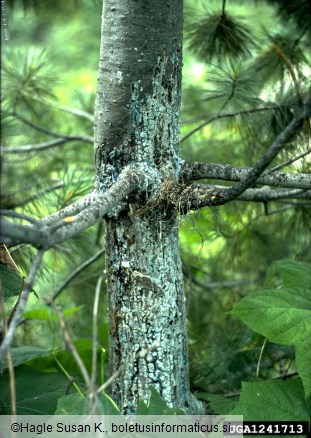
131 175 215 216
131 270 163 296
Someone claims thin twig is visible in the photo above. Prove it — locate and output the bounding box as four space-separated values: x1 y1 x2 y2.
271 370 298 380
7 111 93 144
256 338 267 379
271 42 302 104
53 355 84 398
222 0 226 16
7 348 16 414
52 248 105 301
0 250 45 361
31 96 94 122
220 205 296 238
182 265 254 292
0 209 39 225
5 182 64 210
3 136 93 154
50 301 91 388
181 106 283 143
91 276 104 390
0 283 17 415
265 147 311 174
277 199 311 206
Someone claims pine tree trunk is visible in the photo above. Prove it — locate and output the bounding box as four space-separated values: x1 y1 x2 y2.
94 0 198 414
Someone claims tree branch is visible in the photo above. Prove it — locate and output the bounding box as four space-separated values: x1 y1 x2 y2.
0 219 49 247
0 250 45 361
181 162 311 189
214 93 311 204
166 182 310 211
265 147 311 174
194 185 310 204
6 111 93 144
181 105 284 142
46 165 148 246
183 270 254 292
2 136 93 154
0 164 153 248
40 191 100 227
31 96 94 122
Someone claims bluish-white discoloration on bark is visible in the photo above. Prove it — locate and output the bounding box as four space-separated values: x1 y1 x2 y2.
94 0 202 414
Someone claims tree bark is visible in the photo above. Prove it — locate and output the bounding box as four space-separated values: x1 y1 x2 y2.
94 0 199 414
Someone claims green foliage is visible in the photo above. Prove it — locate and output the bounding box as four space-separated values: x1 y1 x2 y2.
23 306 82 321
136 387 185 415
55 393 120 415
26 338 102 378
0 264 24 298
265 0 311 36
186 12 255 63
270 105 297 137
0 346 48 372
0 365 69 414
231 380 310 421
54 393 85 415
204 64 262 110
250 32 307 86
197 393 238 415
0 357 181 415
0 339 108 415
229 260 311 399
7 0 87 18
223 260 311 424
2 48 57 112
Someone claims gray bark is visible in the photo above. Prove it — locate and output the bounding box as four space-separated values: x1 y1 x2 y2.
94 0 199 414
182 162 311 189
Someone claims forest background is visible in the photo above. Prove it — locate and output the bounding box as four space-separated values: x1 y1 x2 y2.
0 0 310 425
